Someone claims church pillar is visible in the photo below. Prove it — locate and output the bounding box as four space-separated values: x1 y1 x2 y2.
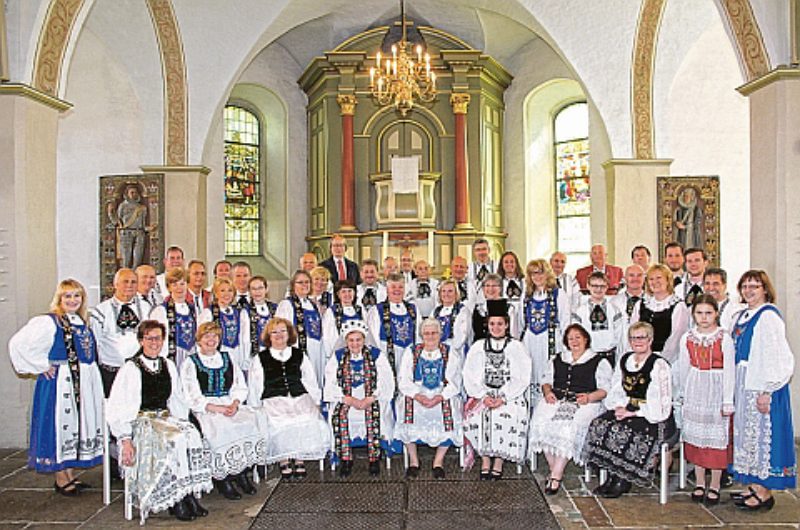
337 95 357 231
0 85 71 446
602 158 672 264
451 93 472 230
140 165 210 261
738 68 800 433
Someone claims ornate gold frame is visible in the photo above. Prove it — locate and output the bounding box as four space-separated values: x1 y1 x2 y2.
657 176 720 266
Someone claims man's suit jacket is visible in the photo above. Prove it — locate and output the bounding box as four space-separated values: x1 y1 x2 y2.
320 256 362 285
575 264 624 295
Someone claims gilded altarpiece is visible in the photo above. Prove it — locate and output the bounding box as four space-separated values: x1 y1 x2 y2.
299 23 512 269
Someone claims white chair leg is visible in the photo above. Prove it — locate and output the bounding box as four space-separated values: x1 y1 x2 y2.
599 468 608 485
516 463 523 475
386 454 391 470
660 443 669 505
102 422 111 506
584 465 591 483
529 453 537 473
319 458 325 473
458 446 465 468
403 446 409 470
678 442 686 490
252 463 260 485
123 468 133 521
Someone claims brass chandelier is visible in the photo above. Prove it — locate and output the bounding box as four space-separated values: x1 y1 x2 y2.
369 0 436 116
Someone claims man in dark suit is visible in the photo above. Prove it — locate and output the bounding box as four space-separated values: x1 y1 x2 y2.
575 244 623 295
320 234 361 285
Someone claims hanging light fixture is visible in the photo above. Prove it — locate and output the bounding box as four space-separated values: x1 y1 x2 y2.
369 0 436 116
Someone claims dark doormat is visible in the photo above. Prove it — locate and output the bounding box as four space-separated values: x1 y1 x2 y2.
250 448 559 530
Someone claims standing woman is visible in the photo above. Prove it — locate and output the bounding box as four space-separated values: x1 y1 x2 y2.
276 270 324 393
631 264 689 364
431 280 470 357
201 278 248 372
151 267 207 369
181 322 263 500
729 270 795 511
243 275 277 361
9 279 104 495
322 280 365 359
677 294 735 506
249 317 330 480
499 251 525 304
463 300 531 480
395 318 463 479
310 266 333 314
521 259 569 405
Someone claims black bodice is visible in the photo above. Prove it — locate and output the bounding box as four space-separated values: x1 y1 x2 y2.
259 347 307 399
619 352 660 411
133 354 171 412
551 353 603 400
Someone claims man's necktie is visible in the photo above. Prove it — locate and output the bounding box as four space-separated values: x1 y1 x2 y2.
337 259 347 281
556 276 562 289
117 303 140 330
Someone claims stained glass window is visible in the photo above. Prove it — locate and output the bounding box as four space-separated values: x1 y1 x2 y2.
554 102 590 263
224 105 261 256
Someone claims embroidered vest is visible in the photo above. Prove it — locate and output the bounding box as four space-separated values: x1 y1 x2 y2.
189 352 234 398
552 354 603 399
620 352 659 410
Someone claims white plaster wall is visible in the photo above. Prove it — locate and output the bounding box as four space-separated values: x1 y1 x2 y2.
201 41 307 295
654 0 750 279
5 0 49 82
56 0 163 302
749 0 789 67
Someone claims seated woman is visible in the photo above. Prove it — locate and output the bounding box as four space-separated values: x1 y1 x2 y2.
528 323 612 495
107 320 213 523
324 320 395 478
181 322 263 500
582 321 676 499
395 317 463 479
9 279 104 496
463 300 531 480
248 317 331 480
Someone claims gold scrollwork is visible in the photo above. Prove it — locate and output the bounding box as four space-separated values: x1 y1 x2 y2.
450 93 471 115
337 94 358 115
720 0 771 81
33 0 85 96
631 0 666 160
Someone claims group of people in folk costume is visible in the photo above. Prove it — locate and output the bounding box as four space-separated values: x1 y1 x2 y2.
8 236 795 522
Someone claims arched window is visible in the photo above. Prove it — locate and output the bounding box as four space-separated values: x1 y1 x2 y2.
554 102 590 265
224 105 261 256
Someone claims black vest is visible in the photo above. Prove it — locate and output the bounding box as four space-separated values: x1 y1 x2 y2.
133 354 171 412
552 354 603 399
259 347 307 400
638 302 676 352
620 351 660 410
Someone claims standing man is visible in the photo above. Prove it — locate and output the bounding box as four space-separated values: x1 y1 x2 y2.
663 242 685 288
357 259 387 311
213 259 232 281
678 247 708 305
575 244 623 295
703 267 743 331
135 263 161 310
467 238 497 293
630 245 651 271
187 259 212 312
611 264 646 322
382 256 399 282
399 249 416 285
549 251 580 311
156 245 184 297
231 261 253 310
320 234 361 284
299 252 318 272
449 256 476 309
90 268 146 396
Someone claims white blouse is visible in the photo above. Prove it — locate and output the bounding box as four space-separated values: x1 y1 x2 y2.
541 349 613 393
432 304 471 355
735 304 795 392
323 348 395 404
397 346 463 401
630 294 689 364
9 313 85 374
180 351 249 413
463 338 531 401
604 353 672 423
247 346 322 405
106 356 188 440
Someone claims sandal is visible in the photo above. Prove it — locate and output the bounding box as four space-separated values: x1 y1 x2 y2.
704 488 720 506
544 477 562 495
293 462 307 479
730 486 757 502
70 479 90 491
736 490 775 511
490 469 503 481
691 485 706 503
53 481 79 497
279 462 293 479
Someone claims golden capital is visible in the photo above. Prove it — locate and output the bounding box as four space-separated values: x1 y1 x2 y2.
337 94 358 115
450 93 471 114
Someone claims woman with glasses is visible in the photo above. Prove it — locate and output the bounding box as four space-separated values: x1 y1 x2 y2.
249 317 330 480
322 280 365 360
471 274 520 343
9 279 105 496
528 323 612 495
521 260 569 406
728 270 795 511
582 322 676 498
107 320 213 522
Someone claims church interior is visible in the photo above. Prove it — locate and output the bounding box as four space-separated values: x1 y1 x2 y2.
1 0 799 527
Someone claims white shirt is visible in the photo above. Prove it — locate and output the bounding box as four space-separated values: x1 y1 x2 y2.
604 353 672 423
463 338 531 400
10 313 87 374
405 278 440 318
733 304 795 392
90 296 148 367
571 296 625 357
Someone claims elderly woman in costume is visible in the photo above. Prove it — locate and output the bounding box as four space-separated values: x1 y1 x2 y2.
431 279 470 357
248 317 330 480
181 322 263 500
728 270 795 511
324 320 395 478
276 270 324 393
463 300 531 480
107 320 213 522
582 322 675 499
528 323 612 495
9 279 104 496
395 317 463 479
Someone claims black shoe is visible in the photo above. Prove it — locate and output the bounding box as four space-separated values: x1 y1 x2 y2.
432 466 445 480
691 485 706 503
601 478 630 499
256 465 266 480
736 491 775 511
171 499 196 521
592 478 612 496
184 494 208 517
216 478 242 500
339 460 353 478
544 477 562 495
369 460 381 477
405 465 419 479
731 486 757 502
720 470 734 489
53 481 79 497
704 488 720 506
235 471 257 495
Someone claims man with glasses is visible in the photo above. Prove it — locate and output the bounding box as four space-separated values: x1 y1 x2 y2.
571 271 624 366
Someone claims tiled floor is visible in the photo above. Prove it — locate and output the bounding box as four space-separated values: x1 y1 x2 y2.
1 445 798 529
